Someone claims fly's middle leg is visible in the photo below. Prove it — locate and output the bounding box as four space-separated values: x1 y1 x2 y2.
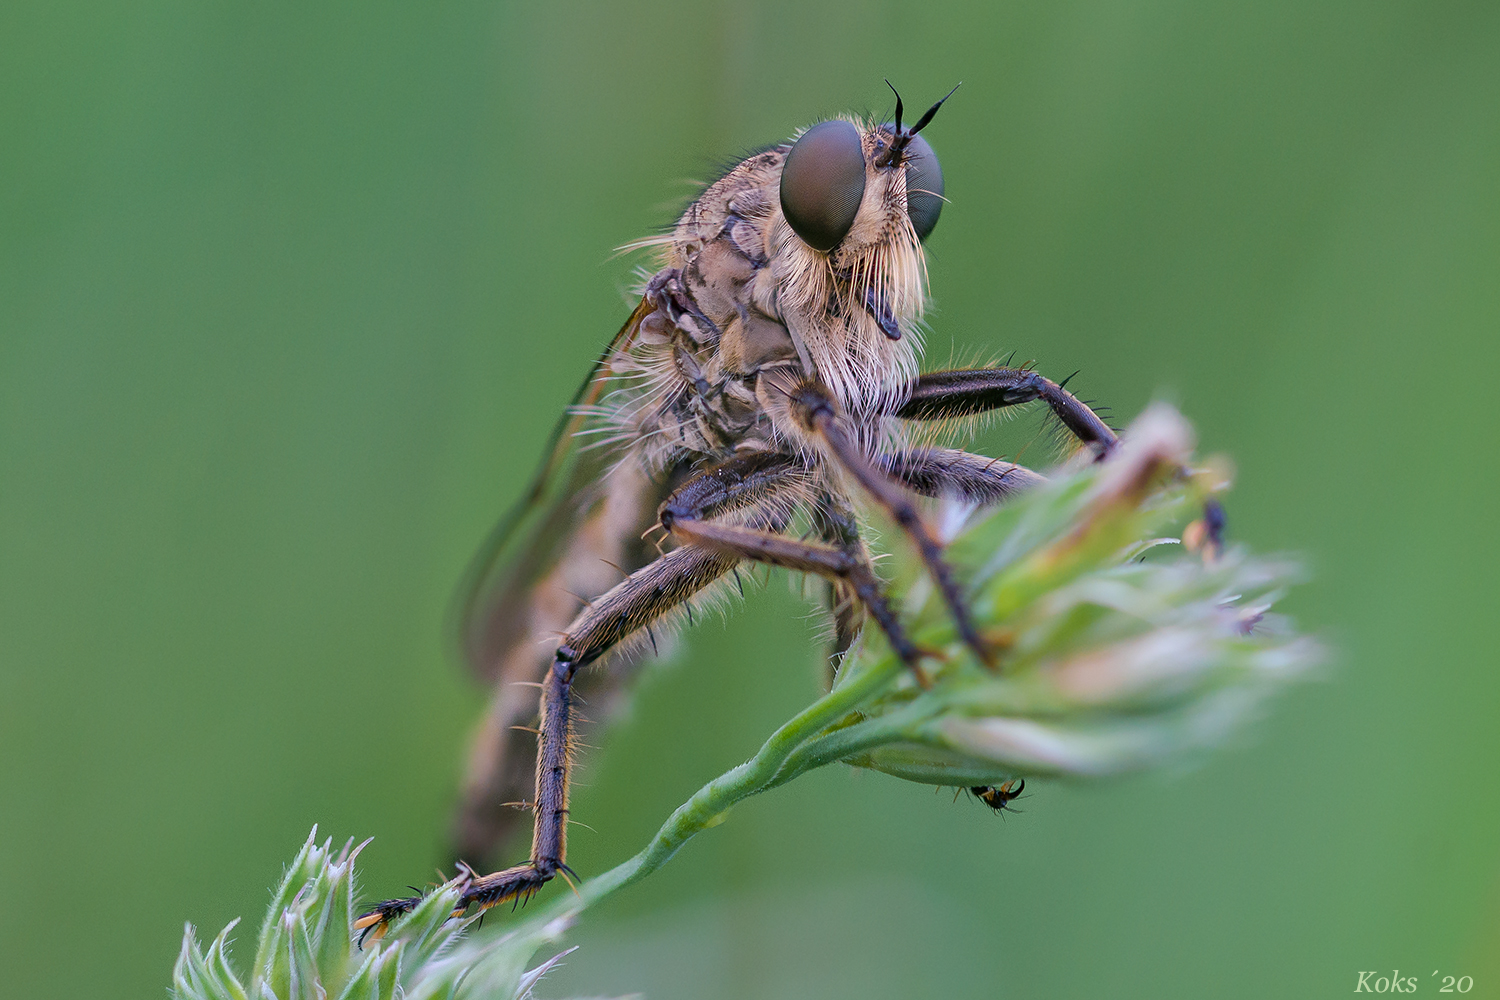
812 490 868 685
649 454 942 688
880 447 1046 505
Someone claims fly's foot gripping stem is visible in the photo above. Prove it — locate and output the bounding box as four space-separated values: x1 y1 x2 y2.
352 858 562 946
456 857 560 912
353 895 425 946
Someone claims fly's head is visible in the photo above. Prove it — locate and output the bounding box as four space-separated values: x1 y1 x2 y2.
657 86 956 421
768 85 957 416
777 95 949 317
776 85 954 323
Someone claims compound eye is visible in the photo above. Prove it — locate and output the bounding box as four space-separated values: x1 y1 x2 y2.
780 120 867 253
902 132 944 241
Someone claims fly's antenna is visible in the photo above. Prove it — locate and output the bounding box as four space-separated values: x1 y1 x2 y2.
876 81 961 167
887 79 905 134
910 83 961 136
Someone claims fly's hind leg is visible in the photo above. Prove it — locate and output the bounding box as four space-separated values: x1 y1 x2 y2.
358 451 931 934
357 541 742 936
474 467 936 914
465 533 757 912
358 453 806 933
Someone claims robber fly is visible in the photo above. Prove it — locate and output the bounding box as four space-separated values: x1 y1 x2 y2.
356 85 1116 937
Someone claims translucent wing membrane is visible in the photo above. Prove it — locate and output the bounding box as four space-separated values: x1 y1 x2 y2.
456 297 665 683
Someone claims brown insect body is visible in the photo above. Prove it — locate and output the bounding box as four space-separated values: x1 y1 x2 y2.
452 117 932 865
366 91 1118 929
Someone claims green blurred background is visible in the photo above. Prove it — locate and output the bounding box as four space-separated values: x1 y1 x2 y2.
3 1 1497 996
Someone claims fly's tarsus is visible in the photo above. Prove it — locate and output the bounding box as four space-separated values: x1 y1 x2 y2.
897 367 1118 459
353 896 424 946
1182 498 1228 567
352 859 559 946
457 859 556 912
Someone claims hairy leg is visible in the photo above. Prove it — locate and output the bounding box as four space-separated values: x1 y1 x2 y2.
356 541 741 937
787 381 994 665
897 367 1117 457
660 515 928 681
359 452 902 932
879 447 1046 505
811 490 866 685
453 455 678 869
657 454 927 680
461 468 935 919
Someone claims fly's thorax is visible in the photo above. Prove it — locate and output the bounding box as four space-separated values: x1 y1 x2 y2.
599 279 780 476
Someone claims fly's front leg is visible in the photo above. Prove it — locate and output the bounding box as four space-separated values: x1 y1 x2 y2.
789 382 995 666
897 367 1118 458
356 542 740 937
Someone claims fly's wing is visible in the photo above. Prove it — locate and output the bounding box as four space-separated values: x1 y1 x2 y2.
456 295 660 683
451 297 674 865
